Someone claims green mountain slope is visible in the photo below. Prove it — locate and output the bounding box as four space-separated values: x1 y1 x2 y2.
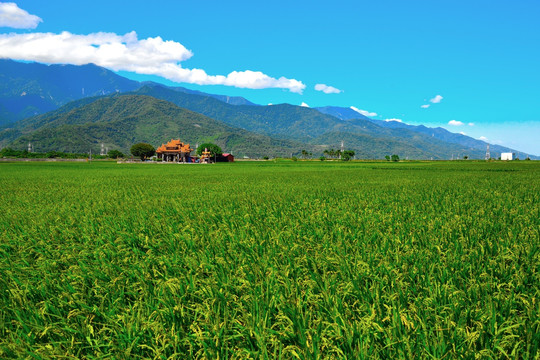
4 95 316 157
134 85 498 159
366 119 527 158
314 106 536 158
135 84 345 140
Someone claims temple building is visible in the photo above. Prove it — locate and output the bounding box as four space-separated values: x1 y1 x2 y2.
156 139 193 162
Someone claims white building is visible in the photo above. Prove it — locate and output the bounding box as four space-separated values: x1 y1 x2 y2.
501 152 513 161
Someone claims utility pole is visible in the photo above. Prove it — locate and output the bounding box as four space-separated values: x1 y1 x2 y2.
485 144 490 160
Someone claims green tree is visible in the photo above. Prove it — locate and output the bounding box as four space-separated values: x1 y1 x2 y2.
131 143 155 160
300 150 313 159
341 150 355 161
108 149 124 159
0 148 21 158
385 155 391 161
324 149 339 159
196 143 223 157
391 154 400 162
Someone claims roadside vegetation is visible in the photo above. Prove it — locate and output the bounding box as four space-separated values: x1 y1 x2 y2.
0 147 91 159
0 147 127 160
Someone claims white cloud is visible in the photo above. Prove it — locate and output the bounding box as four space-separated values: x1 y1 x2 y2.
0 31 306 93
0 2 42 29
385 118 402 123
459 131 466 135
468 122 474 126
421 94 442 108
430 95 443 103
314 83 342 94
479 136 488 141
350 106 377 117
300 102 309 107
448 120 464 126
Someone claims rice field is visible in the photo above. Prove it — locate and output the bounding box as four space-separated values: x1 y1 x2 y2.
0 160 539 359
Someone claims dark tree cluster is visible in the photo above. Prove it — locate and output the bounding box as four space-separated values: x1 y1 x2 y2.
323 149 355 161
130 143 155 160
385 154 400 162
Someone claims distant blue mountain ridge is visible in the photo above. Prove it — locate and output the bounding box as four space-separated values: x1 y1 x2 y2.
314 104 530 158
154 83 258 106
0 59 256 125
314 106 372 121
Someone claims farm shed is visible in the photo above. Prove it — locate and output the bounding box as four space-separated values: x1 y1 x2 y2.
218 153 235 162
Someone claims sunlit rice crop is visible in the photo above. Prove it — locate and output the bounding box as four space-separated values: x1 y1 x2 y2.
0 161 538 358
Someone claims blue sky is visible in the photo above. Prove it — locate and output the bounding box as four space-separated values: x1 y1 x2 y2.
1 0 539 155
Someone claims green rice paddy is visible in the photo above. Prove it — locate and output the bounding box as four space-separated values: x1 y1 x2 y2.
0 161 539 359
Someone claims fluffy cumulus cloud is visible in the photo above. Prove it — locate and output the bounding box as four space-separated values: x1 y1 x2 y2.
468 122 474 126
314 83 342 94
479 136 488 141
430 95 443 103
420 104 430 109
448 120 464 126
300 102 309 107
350 106 377 117
0 31 306 93
385 118 402 123
0 2 42 29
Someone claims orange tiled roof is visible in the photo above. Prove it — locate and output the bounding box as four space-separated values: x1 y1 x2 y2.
156 139 193 154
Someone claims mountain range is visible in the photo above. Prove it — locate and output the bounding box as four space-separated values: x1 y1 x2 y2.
2 94 311 158
0 59 536 159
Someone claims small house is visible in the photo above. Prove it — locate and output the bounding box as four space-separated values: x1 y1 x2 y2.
218 153 235 162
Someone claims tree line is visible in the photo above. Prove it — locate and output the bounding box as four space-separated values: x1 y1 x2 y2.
0 147 125 159
322 149 356 161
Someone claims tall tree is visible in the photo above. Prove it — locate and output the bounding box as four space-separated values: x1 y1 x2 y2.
130 143 155 160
